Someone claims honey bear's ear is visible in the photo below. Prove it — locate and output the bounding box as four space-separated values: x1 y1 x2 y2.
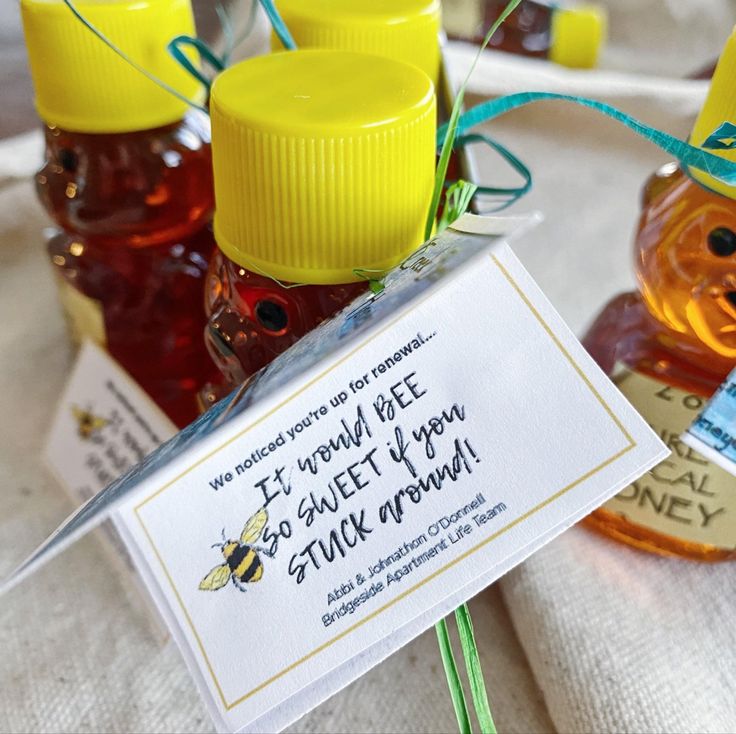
641 162 680 208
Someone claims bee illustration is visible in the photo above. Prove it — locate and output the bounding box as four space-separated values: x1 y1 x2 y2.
199 507 274 593
71 404 109 439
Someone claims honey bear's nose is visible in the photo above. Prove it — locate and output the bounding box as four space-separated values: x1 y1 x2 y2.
726 291 736 309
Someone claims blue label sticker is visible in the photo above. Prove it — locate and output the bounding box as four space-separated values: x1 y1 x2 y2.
702 121 736 151
684 367 736 463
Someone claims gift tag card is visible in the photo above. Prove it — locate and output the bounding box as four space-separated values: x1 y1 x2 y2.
113 225 666 732
42 340 176 625
44 340 177 498
6 216 668 733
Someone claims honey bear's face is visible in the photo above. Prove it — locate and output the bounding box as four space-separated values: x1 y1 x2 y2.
636 163 736 359
204 249 368 387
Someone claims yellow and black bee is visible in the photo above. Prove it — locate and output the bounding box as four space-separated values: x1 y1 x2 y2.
199 507 273 593
71 405 109 439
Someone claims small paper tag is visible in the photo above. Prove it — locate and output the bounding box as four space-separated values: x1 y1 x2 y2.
43 340 176 621
8 218 667 734
44 340 176 496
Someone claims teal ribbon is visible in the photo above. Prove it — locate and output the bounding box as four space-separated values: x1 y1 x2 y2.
702 121 736 150
166 1 261 89
453 133 533 211
259 0 297 50
439 92 736 186
167 35 226 93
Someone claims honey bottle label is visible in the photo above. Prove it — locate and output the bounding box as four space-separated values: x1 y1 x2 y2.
54 273 106 348
603 367 736 551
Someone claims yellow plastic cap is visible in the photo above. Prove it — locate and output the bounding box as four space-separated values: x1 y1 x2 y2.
549 4 607 69
271 0 441 86
210 50 436 285
689 27 736 200
20 0 201 133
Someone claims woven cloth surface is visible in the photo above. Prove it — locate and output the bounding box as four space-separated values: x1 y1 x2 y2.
3 0 736 731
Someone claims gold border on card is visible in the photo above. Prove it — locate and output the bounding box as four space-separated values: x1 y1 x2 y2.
134 254 636 711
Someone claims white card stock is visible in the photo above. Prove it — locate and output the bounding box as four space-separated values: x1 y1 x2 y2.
44 340 176 506
5 215 667 733
43 341 176 627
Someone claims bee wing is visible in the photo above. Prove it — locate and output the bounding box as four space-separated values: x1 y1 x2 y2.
240 507 268 544
71 405 85 421
199 563 231 591
91 415 109 430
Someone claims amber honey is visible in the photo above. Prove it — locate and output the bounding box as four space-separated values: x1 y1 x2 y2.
583 163 736 561
38 115 219 427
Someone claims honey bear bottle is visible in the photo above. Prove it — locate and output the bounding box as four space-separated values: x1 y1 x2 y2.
21 0 218 428
273 0 441 86
443 0 606 69
205 50 435 390
583 28 736 562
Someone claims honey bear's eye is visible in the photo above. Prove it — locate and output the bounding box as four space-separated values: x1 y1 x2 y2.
255 300 288 332
708 227 736 257
58 148 78 172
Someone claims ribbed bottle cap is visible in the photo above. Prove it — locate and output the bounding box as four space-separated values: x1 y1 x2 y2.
21 0 201 133
549 4 607 69
689 27 736 200
272 0 441 86
210 50 436 285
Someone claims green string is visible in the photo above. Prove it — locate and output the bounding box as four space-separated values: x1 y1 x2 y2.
352 268 387 295
456 604 497 734
429 6 523 731
431 179 496 734
436 618 473 734
438 180 479 233
425 0 523 240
